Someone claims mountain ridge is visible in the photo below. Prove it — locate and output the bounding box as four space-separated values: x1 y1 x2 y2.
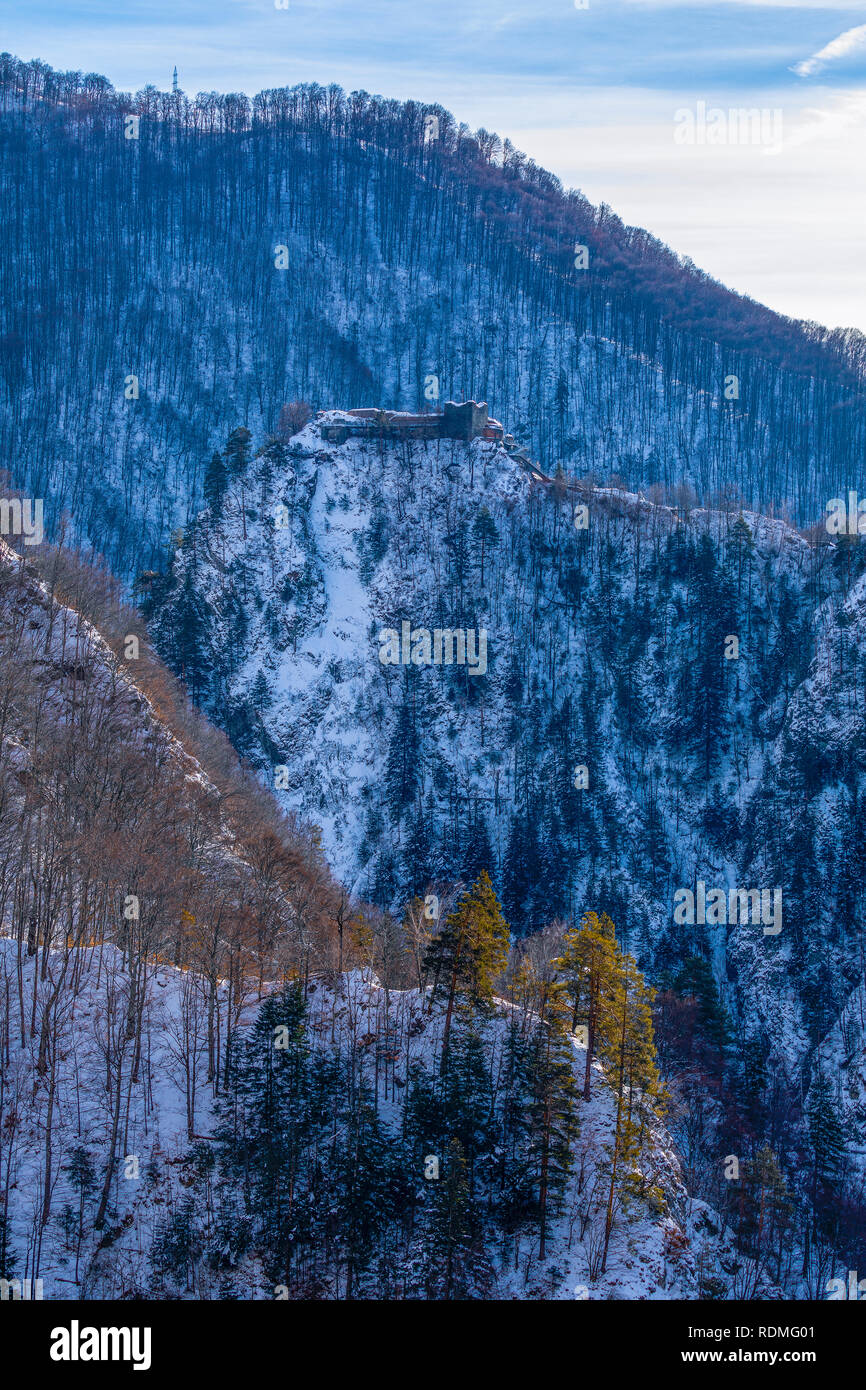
2 51 866 582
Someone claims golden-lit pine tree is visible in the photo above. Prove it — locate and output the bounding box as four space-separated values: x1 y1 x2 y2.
554 910 620 1100
598 950 666 1273
424 871 511 1058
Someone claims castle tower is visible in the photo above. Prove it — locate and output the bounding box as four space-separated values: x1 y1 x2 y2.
441 400 488 441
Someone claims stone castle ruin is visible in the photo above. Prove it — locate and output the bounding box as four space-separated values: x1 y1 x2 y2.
319 400 513 448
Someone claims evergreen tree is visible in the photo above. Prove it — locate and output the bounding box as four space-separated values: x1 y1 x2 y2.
64 1145 97 1282
700 784 739 856
525 980 579 1257
673 955 730 1051
424 871 511 1057
171 558 214 703
472 507 500 589
806 1069 845 1188
214 986 327 1290
0 1212 15 1282
554 368 569 455
150 1197 200 1294
740 1034 769 1131
494 1019 537 1252
404 798 434 898
224 426 252 478
249 668 273 715
438 1026 496 1189
461 812 494 886
385 692 420 815
598 950 665 1273
554 910 620 1100
203 450 227 514
425 1137 485 1299
725 514 755 603
333 1081 406 1298
733 1145 793 1285
502 810 543 934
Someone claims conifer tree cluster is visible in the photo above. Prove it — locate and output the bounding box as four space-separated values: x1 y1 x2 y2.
177 882 671 1297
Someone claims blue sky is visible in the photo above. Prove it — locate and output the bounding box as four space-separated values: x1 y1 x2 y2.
4 0 866 329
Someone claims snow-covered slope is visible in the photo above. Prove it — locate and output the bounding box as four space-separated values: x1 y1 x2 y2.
146 414 866 1253
0 941 226 1299
1 939 737 1300
0 533 342 1298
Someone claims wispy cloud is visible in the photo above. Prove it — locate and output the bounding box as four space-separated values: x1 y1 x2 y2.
793 23 866 77
764 90 866 155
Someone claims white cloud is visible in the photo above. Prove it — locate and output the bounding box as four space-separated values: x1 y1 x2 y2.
502 84 866 330
794 23 866 77
766 90 866 151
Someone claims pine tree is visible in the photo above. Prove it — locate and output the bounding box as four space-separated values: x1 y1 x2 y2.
404 809 434 902
203 450 227 514
64 1145 97 1282
740 1034 769 1130
169 553 213 702
0 1212 15 1282
734 1145 793 1287
526 980 579 1258
424 871 510 1058
224 426 252 477
427 1137 481 1299
215 986 319 1291
806 1069 845 1188
494 1018 537 1254
385 692 420 815
438 1026 496 1189
554 910 620 1100
598 950 665 1273
502 810 542 934
333 1081 405 1298
224 426 252 539
472 507 500 589
726 513 755 603
674 955 730 1051
461 812 493 886
249 669 273 715
150 1197 200 1294
554 367 569 455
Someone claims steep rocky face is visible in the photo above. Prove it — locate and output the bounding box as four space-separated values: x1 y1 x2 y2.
0 543 731 1303
145 415 866 1193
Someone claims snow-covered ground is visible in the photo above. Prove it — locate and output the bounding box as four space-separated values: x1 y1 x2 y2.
0 940 226 1298
1 940 735 1299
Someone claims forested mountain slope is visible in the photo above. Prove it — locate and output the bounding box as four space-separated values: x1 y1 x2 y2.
0 531 338 1288
2 935 724 1301
0 537 722 1300
145 415 866 1280
146 414 863 946
2 52 866 580
3 49 864 1303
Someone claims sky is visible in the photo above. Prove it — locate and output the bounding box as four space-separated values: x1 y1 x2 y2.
3 0 865 331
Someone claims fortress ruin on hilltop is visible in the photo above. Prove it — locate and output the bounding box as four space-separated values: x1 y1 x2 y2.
319 400 514 447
